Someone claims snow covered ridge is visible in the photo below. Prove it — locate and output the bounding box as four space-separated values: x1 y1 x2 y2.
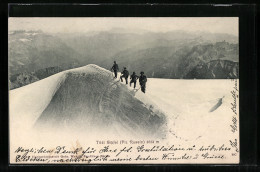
10 64 166 138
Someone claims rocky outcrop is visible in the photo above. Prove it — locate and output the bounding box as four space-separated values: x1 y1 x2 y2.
9 73 39 89
9 66 64 89
184 60 239 79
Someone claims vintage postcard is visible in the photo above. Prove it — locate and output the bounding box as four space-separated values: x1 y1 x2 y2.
8 17 239 164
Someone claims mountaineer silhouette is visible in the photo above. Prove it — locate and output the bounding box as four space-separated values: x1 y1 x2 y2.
130 72 139 89
111 61 119 79
139 71 147 93
120 67 129 84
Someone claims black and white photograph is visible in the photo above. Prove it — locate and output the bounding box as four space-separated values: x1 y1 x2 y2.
9 17 239 164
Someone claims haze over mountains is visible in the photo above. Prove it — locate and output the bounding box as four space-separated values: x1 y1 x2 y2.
8 29 238 89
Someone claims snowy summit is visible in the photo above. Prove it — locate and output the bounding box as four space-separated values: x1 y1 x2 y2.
9 64 167 138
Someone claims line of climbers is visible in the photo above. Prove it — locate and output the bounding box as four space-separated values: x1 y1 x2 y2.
111 61 147 93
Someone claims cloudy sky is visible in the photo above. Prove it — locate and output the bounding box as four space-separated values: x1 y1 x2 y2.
9 17 238 36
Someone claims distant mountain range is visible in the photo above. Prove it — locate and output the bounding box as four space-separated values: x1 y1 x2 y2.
8 30 81 76
8 29 239 89
108 41 238 79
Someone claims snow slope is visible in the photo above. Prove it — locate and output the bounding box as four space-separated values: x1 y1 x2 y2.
145 78 237 142
9 64 166 139
9 64 239 164
9 64 238 144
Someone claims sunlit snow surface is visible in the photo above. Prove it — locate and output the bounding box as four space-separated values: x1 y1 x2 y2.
10 65 166 139
9 65 238 155
146 78 235 142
